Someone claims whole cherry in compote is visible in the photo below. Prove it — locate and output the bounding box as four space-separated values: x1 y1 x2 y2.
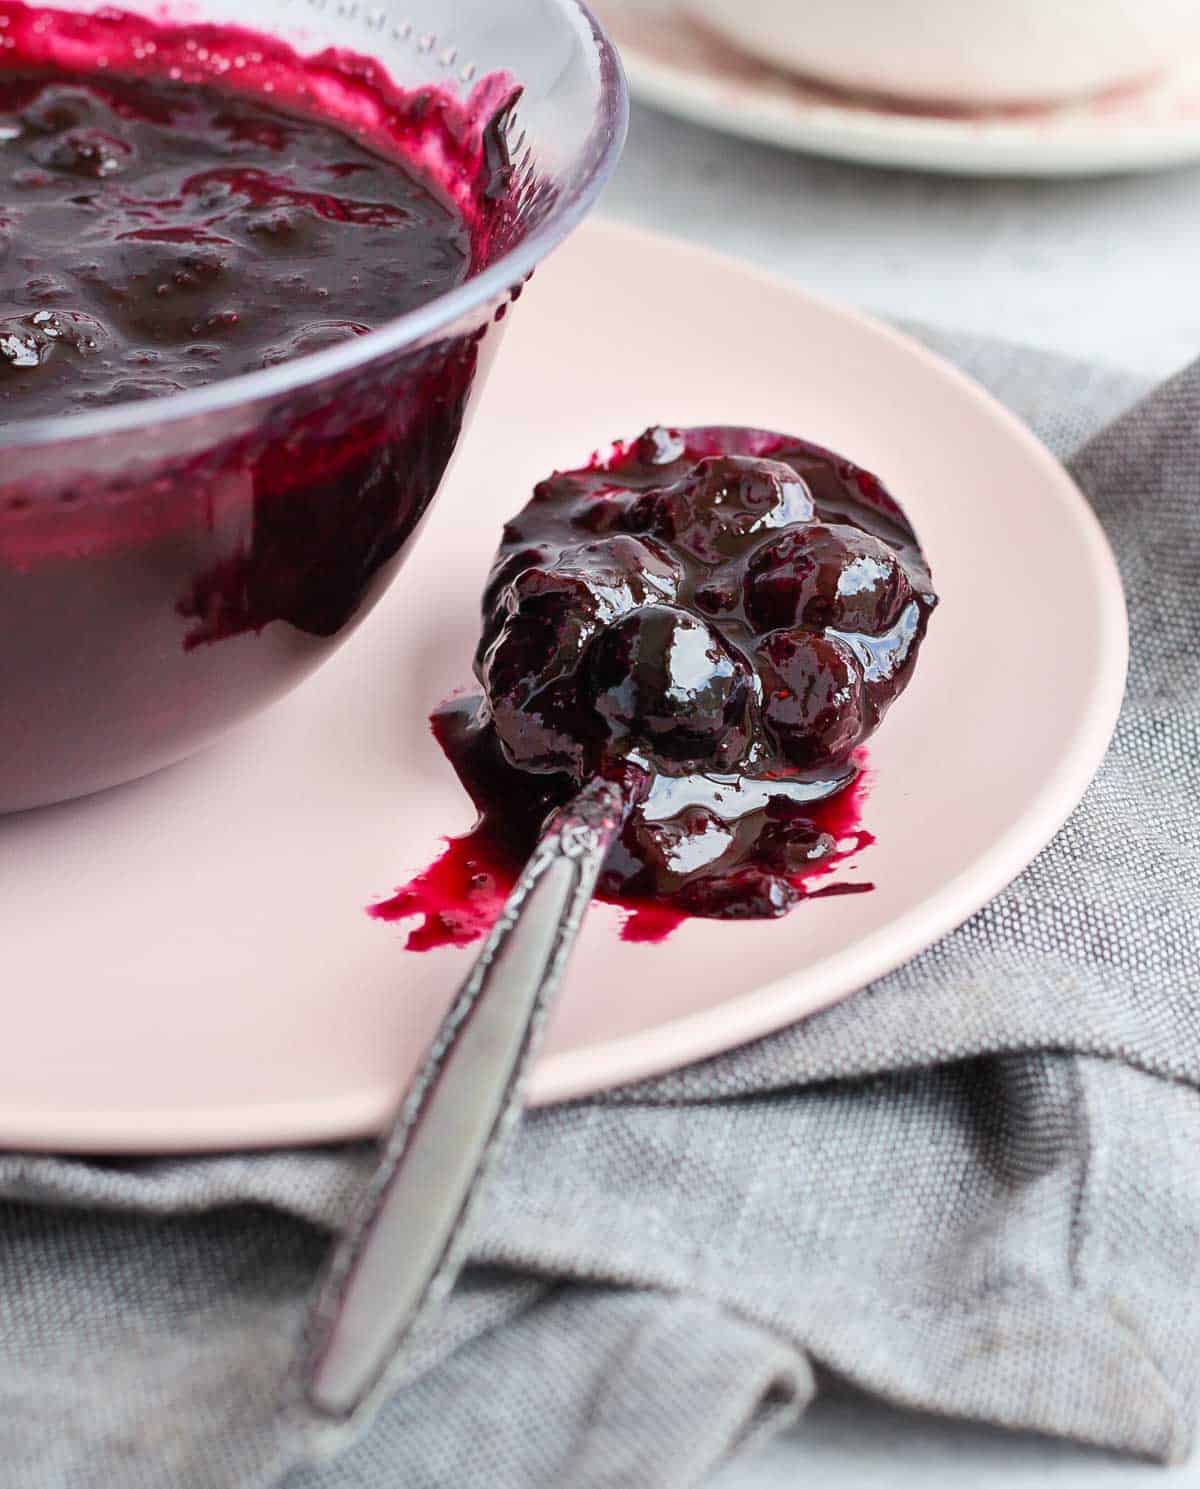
431 425 937 925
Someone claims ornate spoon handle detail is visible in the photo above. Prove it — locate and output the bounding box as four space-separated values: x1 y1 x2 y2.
299 773 636 1423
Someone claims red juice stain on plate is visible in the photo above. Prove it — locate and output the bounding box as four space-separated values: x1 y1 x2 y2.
615 903 688 945
368 829 514 953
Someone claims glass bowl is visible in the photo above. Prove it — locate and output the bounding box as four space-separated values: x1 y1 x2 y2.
0 0 626 812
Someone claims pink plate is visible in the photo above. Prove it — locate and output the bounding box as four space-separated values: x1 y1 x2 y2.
0 222 1127 1152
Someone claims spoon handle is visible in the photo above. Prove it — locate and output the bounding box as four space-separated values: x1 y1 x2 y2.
299 774 632 1423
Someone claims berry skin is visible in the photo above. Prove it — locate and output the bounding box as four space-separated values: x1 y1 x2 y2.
480 535 680 658
20 85 99 135
477 570 606 776
259 320 371 367
756 628 865 768
744 523 912 636
477 539 681 776
476 434 932 786
480 542 557 626
0 309 108 376
32 127 133 178
676 866 799 920
632 454 815 562
588 604 750 767
632 805 737 887
758 800 837 873
546 535 682 618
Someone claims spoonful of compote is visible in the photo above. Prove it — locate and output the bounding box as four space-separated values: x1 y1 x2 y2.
299 425 937 1420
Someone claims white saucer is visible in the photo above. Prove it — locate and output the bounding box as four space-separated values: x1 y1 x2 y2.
0 221 1127 1152
599 2 1200 177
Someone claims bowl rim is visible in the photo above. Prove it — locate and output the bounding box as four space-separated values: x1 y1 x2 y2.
0 0 628 450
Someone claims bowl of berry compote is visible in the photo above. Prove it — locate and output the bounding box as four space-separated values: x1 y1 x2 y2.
0 0 626 812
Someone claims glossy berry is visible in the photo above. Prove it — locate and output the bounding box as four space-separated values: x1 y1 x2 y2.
480 542 557 624
260 320 372 367
758 799 837 873
633 454 815 562
757 629 865 768
544 535 682 617
588 605 750 766
478 575 605 774
458 425 936 921
476 435 935 783
631 804 737 888
482 536 679 653
32 127 133 178
479 540 681 774
20 85 97 135
745 523 912 635
0 309 107 375
478 620 591 775
676 866 799 919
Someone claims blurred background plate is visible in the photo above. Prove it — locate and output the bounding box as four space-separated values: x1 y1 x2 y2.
0 221 1126 1153
598 1 1200 177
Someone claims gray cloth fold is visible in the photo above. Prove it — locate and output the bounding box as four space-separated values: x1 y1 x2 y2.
2 330 1197 1489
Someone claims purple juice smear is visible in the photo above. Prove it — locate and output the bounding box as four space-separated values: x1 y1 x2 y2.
368 829 511 953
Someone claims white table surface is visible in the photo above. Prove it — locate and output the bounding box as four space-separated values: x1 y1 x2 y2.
602 102 1200 382
600 99 1200 1488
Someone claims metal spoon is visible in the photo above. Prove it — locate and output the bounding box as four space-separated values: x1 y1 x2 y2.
297 769 641 1423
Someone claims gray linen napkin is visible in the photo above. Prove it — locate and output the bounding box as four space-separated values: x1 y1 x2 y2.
2 328 1197 1489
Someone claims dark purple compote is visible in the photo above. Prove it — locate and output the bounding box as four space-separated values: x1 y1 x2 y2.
0 70 472 413
0 2 522 811
374 425 937 946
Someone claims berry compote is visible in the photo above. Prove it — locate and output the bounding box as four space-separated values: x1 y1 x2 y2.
0 2 524 811
424 425 937 931
0 70 472 413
